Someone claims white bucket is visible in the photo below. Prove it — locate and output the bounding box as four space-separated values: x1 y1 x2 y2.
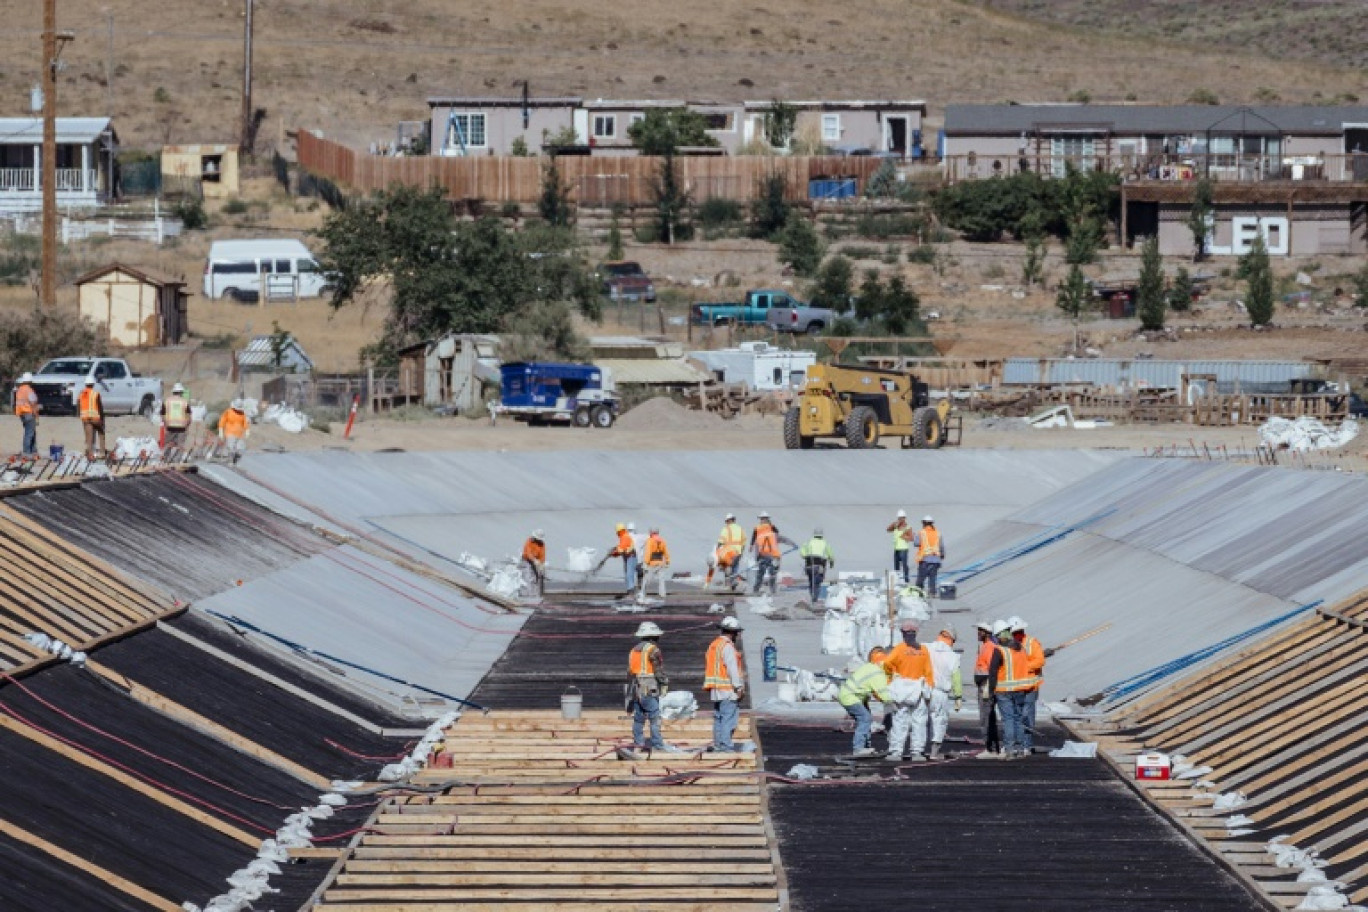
561 686 583 720
776 681 798 703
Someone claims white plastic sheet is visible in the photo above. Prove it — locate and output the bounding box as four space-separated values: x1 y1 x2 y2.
114 436 161 460
1260 416 1359 452
1296 886 1354 910
1048 741 1098 758
565 547 598 574
1212 791 1247 811
660 690 698 720
487 564 524 599
746 594 782 617
785 764 820 781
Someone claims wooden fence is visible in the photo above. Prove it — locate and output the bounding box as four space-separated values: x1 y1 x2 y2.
297 131 884 204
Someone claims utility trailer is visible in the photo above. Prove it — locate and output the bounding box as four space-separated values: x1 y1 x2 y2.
496 362 620 428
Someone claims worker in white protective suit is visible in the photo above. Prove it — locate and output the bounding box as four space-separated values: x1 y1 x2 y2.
924 624 964 760
881 618 935 762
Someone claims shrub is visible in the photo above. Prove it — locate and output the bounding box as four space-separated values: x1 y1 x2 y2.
699 197 743 228
839 244 880 260
749 172 790 240
174 197 207 230
222 198 249 215
907 245 938 265
809 255 854 313
1136 235 1166 330
776 212 822 277
853 212 927 240
1168 266 1195 312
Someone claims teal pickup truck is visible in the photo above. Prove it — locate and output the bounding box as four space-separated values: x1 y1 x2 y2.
690 289 806 326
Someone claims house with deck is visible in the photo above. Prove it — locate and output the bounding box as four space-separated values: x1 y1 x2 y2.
0 117 116 214
943 104 1368 256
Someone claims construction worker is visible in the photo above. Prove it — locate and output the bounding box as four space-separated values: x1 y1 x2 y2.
750 511 784 596
798 528 834 604
985 619 1039 759
520 530 546 597
704 616 747 752
13 372 38 457
627 521 644 588
925 624 964 760
973 621 1002 756
608 522 638 594
217 400 250 464
1012 616 1046 755
626 622 681 753
707 513 746 590
912 515 944 598
882 619 935 762
639 527 671 600
78 379 107 460
837 646 890 756
886 509 912 584
161 383 192 450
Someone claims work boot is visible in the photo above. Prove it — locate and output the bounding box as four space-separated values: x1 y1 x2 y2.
906 752 927 763
883 751 904 761
853 747 878 758
928 742 942 760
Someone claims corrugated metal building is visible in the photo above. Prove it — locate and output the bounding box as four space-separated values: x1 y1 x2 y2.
1003 358 1314 390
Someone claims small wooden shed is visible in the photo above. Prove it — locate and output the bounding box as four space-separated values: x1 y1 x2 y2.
75 263 189 347
161 143 240 198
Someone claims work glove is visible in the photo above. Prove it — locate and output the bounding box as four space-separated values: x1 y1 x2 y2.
954 698 963 712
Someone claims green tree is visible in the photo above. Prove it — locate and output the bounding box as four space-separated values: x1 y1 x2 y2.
1188 177 1214 262
0 306 107 380
750 171 791 240
1021 225 1046 286
268 321 294 370
606 214 624 261
880 275 921 336
1055 263 1095 354
1168 266 1195 312
764 100 797 150
809 255 854 313
1243 235 1274 326
864 159 899 199
1136 235 1167 330
315 186 600 363
509 136 530 157
648 153 692 244
1065 218 1102 265
854 270 884 323
776 212 822 277
1353 262 1368 308
628 108 719 155
537 158 573 227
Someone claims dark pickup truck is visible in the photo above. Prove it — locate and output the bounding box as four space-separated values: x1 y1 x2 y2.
599 261 657 303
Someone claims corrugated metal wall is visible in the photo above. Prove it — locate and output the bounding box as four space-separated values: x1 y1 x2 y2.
1003 358 1314 389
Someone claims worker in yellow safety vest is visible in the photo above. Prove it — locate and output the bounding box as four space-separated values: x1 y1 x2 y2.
639 527 671 600
625 621 682 753
161 383 192 450
837 647 890 756
912 515 944 599
78 379 106 460
707 512 746 590
704 616 748 752
13 372 39 457
886 509 912 584
798 528 834 604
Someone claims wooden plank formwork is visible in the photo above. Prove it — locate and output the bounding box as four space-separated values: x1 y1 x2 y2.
1078 591 1368 909
318 709 782 911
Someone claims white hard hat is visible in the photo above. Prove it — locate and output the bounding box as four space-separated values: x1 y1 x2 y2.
922 515 935 524
940 624 957 642
758 511 770 519
975 620 993 633
626 522 636 532
230 399 244 410
1009 616 1027 631
896 509 907 518
84 378 95 386
725 512 736 522
532 529 544 540
719 616 743 632
635 621 663 638
813 528 823 537
18 372 32 383
992 620 1011 636
172 382 185 393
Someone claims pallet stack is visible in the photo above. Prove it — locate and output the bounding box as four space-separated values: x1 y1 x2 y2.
318 709 782 911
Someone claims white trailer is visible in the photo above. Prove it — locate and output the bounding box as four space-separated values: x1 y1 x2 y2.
688 342 816 392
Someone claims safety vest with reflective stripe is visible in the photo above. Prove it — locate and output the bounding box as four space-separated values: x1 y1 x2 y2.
755 524 779 558
644 534 669 566
79 388 102 422
799 536 832 565
13 384 35 417
1021 635 1045 691
993 644 1040 693
892 521 910 551
704 635 741 692
718 522 745 557
164 396 190 429
915 527 941 561
975 639 995 675
837 660 891 707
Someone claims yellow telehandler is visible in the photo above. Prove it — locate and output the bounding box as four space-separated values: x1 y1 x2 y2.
783 362 961 449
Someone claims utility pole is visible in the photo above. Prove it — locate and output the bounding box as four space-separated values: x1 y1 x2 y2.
240 0 254 154
41 0 57 308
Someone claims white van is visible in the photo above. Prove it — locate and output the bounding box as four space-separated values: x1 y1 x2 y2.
202 239 328 301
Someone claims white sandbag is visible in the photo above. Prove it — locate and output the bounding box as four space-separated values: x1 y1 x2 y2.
660 690 698 720
487 565 524 599
1212 791 1247 811
849 588 886 623
825 582 854 610
1226 814 1254 829
886 676 927 706
276 410 309 434
1296 886 1352 910
856 618 892 662
565 547 598 574
457 552 489 576
114 436 162 460
1048 741 1098 759
821 610 857 655
1260 416 1360 452
897 588 931 622
785 764 820 781
746 594 782 617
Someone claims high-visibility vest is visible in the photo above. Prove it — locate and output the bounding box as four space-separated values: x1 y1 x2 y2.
892 522 909 551
522 539 545 563
975 639 995 675
800 537 832 566
13 384 35 417
164 396 190 429
993 644 1040 693
713 544 737 568
79 388 102 421
629 642 659 676
837 661 891 707
755 523 779 558
644 534 669 566
915 527 941 561
219 409 248 439
704 635 741 692
1021 635 1045 690
615 528 634 556
718 522 745 557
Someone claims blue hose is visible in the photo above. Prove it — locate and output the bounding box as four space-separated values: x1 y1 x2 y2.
944 507 1117 584
1101 599 1322 703
204 609 490 713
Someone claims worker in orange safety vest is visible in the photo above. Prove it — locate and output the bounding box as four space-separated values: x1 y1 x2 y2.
985 620 1039 759
973 621 1001 755
78 379 106 460
625 621 681 753
1011 616 1046 755
13 372 39 457
704 616 748 752
217 400 250 464
706 513 746 590
912 515 944 599
520 530 546 597
750 511 788 596
638 527 671 600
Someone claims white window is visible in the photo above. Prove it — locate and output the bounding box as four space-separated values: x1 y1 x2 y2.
448 113 487 149
822 114 841 142
1049 135 1096 177
593 115 617 139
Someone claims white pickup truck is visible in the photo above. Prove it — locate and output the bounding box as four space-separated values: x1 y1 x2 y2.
27 357 163 417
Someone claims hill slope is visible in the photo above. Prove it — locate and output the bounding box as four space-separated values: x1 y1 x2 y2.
2 1 1366 151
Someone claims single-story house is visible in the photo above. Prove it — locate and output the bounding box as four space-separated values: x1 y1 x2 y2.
942 104 1368 256
743 101 928 158
0 117 117 213
428 96 581 157
161 143 240 198
74 263 189 347
580 99 738 156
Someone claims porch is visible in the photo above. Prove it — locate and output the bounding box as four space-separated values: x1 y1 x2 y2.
0 117 116 214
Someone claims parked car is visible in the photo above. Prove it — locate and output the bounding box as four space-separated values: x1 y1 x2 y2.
599 261 656 303
25 357 163 417
203 239 328 302
766 300 835 335
690 289 805 327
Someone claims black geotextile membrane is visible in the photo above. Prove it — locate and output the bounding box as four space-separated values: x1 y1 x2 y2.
467 602 727 710
97 620 416 778
0 830 160 912
7 472 326 601
759 719 1269 912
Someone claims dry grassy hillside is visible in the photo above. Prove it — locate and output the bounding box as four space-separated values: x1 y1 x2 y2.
2 0 1366 151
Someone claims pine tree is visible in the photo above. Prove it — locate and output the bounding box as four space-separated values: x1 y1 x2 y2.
1136 235 1167 330
1055 263 1095 354
1168 266 1195 312
1188 177 1214 262
1243 235 1274 326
